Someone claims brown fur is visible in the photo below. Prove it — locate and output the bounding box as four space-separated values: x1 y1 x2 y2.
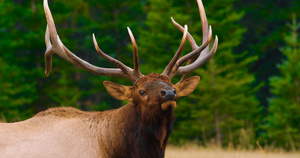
135 73 171 85
0 74 199 158
35 107 91 118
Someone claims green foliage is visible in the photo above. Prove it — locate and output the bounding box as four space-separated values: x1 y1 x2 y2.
0 58 35 122
235 0 300 109
0 0 94 120
0 0 43 122
267 15 300 151
42 69 82 107
137 0 190 74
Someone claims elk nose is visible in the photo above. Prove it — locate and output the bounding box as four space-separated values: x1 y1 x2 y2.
161 89 176 100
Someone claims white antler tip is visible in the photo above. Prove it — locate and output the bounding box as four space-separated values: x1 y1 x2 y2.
127 27 134 38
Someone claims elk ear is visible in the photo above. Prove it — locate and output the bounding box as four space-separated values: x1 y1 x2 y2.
174 76 200 98
103 81 133 101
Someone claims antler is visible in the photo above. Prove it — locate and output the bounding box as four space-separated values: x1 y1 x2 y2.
162 0 218 80
43 0 143 82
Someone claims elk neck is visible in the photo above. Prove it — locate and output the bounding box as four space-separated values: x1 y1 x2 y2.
93 102 175 158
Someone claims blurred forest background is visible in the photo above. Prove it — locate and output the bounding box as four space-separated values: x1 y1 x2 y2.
0 0 299 151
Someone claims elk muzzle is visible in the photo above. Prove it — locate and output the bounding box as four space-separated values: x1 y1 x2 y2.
160 89 177 110
161 89 177 100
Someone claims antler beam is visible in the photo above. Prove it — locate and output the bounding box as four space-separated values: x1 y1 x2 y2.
43 0 143 82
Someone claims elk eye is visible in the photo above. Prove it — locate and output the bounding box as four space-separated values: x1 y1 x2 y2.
139 90 146 96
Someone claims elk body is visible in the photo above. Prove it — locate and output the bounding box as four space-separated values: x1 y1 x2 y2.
0 0 218 157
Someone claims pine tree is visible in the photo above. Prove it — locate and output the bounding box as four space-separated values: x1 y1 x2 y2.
0 0 88 119
267 14 300 151
0 1 42 122
235 0 300 111
0 57 36 122
137 0 190 74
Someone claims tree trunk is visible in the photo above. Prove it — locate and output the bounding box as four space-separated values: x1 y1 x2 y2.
201 126 207 146
215 109 222 147
286 127 296 152
31 0 36 12
228 125 233 146
292 14 300 106
295 76 300 106
210 58 222 147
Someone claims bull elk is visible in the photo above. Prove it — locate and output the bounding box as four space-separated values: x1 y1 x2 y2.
0 0 218 157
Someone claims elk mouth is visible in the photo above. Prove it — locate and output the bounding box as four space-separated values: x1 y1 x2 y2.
161 99 176 111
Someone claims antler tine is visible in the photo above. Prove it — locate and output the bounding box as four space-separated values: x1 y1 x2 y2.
43 0 140 82
168 26 212 78
44 0 76 77
45 26 53 76
170 18 199 81
171 18 198 50
198 0 210 56
176 36 218 76
127 27 142 77
175 26 212 67
166 0 218 80
60 42 127 78
171 0 209 55
92 34 131 73
162 25 188 76
179 0 212 80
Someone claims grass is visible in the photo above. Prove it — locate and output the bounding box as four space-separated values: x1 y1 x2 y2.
165 145 300 158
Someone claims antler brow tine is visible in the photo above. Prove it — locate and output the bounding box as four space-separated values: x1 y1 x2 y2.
92 34 131 73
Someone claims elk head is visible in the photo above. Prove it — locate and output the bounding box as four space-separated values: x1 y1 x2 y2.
43 0 218 122
103 73 200 124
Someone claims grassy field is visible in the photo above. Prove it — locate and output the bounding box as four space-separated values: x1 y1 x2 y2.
165 146 300 158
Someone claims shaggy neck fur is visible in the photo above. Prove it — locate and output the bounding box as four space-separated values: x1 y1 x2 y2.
33 100 175 158
93 102 175 158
